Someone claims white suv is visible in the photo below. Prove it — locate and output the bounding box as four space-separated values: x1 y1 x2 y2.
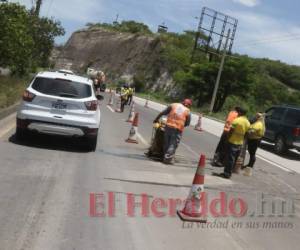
16 71 102 151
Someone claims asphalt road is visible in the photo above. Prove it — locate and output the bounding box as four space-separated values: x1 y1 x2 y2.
0 93 299 250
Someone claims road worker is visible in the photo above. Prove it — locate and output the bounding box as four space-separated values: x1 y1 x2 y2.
153 99 192 164
214 108 250 179
127 85 134 105
242 112 266 176
120 83 130 113
212 106 241 167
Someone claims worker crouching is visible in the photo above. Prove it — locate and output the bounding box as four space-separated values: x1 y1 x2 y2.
153 99 192 164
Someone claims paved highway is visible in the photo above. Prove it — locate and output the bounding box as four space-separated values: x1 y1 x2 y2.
0 93 299 250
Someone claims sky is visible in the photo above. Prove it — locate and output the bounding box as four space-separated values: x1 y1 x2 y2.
12 0 300 65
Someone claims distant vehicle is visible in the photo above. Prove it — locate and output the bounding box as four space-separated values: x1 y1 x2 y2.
16 71 103 151
57 69 75 75
264 105 300 154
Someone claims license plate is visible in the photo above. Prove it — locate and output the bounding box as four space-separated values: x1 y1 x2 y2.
52 101 67 110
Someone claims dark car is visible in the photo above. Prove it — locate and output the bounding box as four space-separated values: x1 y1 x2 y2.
264 105 300 154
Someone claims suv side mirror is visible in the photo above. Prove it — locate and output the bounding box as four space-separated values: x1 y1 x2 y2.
96 95 104 101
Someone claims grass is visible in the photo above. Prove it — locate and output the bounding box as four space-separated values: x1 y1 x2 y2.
135 91 227 122
0 75 29 109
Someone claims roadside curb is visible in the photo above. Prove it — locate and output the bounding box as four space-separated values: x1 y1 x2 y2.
0 102 20 121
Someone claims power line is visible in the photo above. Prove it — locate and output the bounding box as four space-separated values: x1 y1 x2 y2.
237 35 300 48
236 33 300 47
46 0 54 17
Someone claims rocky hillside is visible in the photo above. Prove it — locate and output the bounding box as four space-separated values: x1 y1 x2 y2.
54 27 172 90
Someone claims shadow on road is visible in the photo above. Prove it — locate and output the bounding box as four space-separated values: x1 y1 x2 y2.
9 133 91 153
104 177 191 188
100 149 149 161
260 141 300 161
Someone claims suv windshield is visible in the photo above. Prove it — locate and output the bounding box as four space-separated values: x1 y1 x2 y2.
32 77 91 99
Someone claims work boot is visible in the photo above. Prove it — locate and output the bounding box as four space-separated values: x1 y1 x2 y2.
212 172 231 179
243 167 252 177
163 158 174 165
211 160 223 167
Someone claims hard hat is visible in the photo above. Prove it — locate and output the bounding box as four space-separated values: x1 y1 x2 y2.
182 99 192 107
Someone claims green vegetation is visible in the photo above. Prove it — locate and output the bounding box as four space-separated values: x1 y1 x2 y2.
0 76 29 109
0 2 64 75
85 21 152 35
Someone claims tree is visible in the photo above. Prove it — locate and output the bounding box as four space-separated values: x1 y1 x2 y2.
0 3 34 75
29 15 65 68
0 2 64 75
174 57 254 112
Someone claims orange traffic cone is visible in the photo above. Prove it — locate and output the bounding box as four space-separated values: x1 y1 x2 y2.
177 154 207 223
125 113 139 144
194 114 203 131
108 92 114 106
126 101 135 123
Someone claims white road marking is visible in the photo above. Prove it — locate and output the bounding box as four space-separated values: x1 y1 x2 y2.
137 132 149 146
181 141 199 157
256 154 294 173
106 105 115 113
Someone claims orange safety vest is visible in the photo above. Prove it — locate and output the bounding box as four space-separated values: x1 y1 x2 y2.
224 110 238 132
166 103 190 132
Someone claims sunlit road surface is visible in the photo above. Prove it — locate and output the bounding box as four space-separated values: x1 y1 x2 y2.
0 93 299 250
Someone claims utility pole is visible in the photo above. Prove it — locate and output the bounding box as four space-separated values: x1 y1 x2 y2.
34 0 42 16
113 14 119 25
209 29 231 113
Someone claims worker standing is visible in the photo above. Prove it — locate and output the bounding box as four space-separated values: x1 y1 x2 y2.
215 108 250 179
242 112 265 176
212 106 241 166
127 85 134 105
120 84 129 113
153 99 192 164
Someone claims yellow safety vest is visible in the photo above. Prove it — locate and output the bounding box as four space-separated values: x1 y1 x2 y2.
128 88 134 95
121 88 129 100
248 120 265 140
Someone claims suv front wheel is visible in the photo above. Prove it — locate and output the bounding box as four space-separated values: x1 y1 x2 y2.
274 135 287 154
